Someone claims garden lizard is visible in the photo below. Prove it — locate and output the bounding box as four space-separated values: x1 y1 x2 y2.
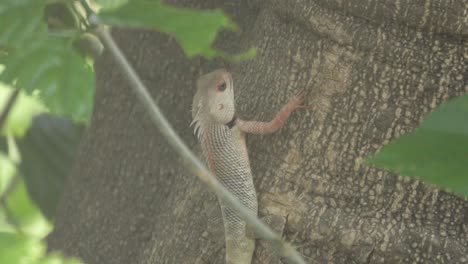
191 69 305 264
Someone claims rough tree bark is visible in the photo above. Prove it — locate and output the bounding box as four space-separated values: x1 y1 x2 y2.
48 0 467 263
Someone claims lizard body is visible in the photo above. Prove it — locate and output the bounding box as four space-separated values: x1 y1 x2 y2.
191 69 304 264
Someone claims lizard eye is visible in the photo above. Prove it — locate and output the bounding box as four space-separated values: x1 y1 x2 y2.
217 82 227 92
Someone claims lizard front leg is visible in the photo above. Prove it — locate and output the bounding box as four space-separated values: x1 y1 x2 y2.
236 90 306 135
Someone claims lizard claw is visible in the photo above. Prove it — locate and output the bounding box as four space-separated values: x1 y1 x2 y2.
295 89 307 99
289 89 308 109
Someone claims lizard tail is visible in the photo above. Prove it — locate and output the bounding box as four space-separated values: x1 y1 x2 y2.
221 205 256 264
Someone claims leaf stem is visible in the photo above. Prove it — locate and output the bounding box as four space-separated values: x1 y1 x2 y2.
78 0 94 21
0 89 20 132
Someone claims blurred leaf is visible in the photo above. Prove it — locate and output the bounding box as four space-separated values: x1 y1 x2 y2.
36 252 83 264
44 3 79 30
0 0 95 123
367 95 468 198
0 232 83 264
16 114 84 221
0 84 47 137
73 33 104 58
0 209 15 233
0 0 47 47
0 151 15 195
1 37 95 122
0 141 16 234
419 95 468 136
227 47 257 62
93 0 129 9
0 232 43 264
99 0 237 57
5 180 51 237
0 136 5 150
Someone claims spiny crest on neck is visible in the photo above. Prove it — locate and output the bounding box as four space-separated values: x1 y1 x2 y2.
190 101 204 140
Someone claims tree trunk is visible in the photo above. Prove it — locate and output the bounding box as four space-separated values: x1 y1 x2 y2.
48 0 467 263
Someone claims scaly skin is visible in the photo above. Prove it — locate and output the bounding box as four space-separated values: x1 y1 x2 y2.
192 69 305 264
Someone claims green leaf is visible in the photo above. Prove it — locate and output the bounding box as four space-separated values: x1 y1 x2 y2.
5 180 51 237
0 0 95 122
419 95 468 136
0 84 47 137
0 208 15 233
367 95 468 198
0 232 83 264
99 0 237 57
1 37 95 122
0 232 43 264
220 47 257 62
16 114 84 221
0 151 15 196
35 252 82 264
93 0 129 9
0 0 47 47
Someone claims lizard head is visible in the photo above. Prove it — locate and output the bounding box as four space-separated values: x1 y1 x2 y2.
192 69 235 135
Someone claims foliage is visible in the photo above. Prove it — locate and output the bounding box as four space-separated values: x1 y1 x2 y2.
0 83 47 137
98 0 236 58
98 0 255 60
1 38 95 122
94 0 129 9
367 95 468 198
0 232 81 264
17 115 84 221
0 0 253 123
0 0 95 122
0 153 78 263
0 90 83 264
